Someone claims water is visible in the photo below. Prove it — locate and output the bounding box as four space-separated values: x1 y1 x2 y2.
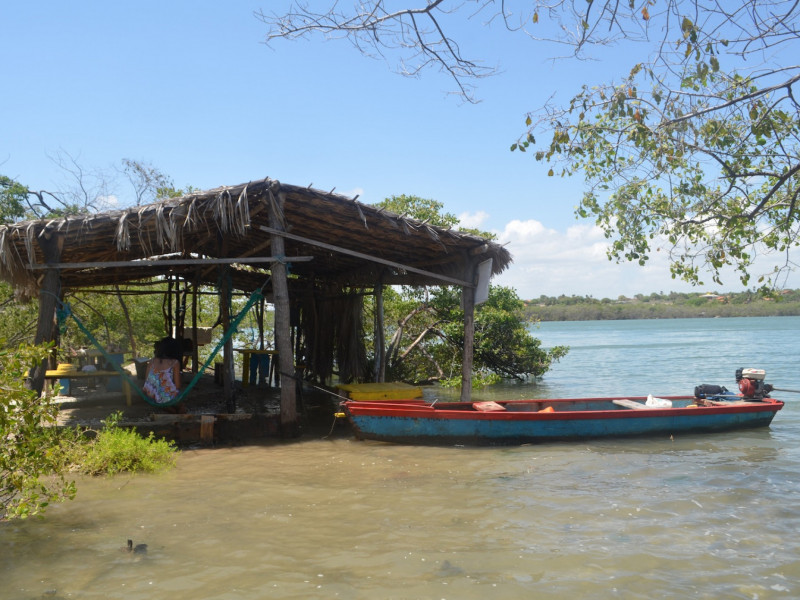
3 317 800 599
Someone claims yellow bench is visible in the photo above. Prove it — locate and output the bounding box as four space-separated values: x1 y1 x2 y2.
45 370 133 406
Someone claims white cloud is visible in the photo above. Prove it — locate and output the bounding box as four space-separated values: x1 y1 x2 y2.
458 210 489 229
99 194 120 209
342 187 365 200
489 218 797 299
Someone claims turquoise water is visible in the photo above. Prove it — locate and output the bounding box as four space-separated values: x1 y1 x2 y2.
2 317 799 599
476 316 800 401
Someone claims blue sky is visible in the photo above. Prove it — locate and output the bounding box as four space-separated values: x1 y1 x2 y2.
3 2 795 298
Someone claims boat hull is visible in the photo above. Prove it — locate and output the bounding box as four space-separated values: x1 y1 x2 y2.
343 396 784 446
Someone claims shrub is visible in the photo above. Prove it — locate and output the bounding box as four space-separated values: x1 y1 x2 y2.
0 342 76 520
1 344 179 521
70 412 178 476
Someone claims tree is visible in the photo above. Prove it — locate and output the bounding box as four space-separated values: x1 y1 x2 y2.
0 158 191 350
372 195 567 384
379 194 460 228
121 158 195 205
0 176 28 223
2 154 185 222
262 1 800 288
0 283 39 347
0 343 75 520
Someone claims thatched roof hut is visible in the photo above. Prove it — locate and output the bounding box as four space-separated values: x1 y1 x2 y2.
0 177 513 427
0 177 510 295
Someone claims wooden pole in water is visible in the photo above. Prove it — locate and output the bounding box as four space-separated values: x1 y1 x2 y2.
460 259 476 403
191 269 199 374
220 267 235 412
269 189 297 432
374 276 386 383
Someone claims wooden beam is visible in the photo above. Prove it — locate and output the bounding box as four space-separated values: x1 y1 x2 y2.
28 256 314 270
258 225 474 288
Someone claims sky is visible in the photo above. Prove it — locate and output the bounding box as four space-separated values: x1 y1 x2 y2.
2 1 796 299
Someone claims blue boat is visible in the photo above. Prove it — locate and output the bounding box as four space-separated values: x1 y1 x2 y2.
342 396 784 446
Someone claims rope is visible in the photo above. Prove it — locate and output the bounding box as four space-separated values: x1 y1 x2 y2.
59 288 265 408
61 303 153 404
175 289 263 405
276 368 349 401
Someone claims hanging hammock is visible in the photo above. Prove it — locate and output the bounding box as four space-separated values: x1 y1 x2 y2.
57 289 264 408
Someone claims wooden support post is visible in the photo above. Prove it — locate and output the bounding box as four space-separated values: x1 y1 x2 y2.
200 414 215 444
191 270 199 374
270 189 297 432
460 260 476 403
220 268 235 412
166 276 173 336
374 280 386 383
31 230 64 395
258 295 265 350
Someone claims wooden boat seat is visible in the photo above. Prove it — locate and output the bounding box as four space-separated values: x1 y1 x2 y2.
612 399 648 410
700 399 761 406
472 401 506 412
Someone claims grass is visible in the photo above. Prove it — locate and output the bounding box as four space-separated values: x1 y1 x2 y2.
56 412 178 476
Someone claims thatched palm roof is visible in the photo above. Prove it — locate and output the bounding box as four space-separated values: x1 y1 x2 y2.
0 177 512 297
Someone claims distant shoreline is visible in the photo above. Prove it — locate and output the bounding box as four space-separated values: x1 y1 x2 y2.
523 290 800 322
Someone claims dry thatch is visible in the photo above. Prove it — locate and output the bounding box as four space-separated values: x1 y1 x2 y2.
0 177 512 299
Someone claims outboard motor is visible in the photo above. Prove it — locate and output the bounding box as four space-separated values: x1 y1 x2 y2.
736 368 774 400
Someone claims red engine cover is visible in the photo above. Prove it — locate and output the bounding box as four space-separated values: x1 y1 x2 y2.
739 378 756 397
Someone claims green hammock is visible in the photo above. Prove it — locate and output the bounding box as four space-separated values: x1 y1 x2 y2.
57 289 264 408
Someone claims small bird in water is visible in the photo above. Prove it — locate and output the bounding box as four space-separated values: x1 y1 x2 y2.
437 560 464 577
126 539 148 554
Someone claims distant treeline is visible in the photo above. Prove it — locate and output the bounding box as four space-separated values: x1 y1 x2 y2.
523 290 800 322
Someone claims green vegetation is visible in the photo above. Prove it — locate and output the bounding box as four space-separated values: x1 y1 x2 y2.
0 343 75 520
1 343 178 521
380 284 568 385
264 3 800 290
524 290 800 322
373 195 567 385
58 412 177 477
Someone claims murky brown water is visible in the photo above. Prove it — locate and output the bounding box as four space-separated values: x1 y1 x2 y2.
3 427 799 600
5 317 800 599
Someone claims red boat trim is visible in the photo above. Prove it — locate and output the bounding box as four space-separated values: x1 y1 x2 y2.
343 396 784 422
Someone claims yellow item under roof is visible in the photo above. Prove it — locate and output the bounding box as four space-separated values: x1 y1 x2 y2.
336 382 423 401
